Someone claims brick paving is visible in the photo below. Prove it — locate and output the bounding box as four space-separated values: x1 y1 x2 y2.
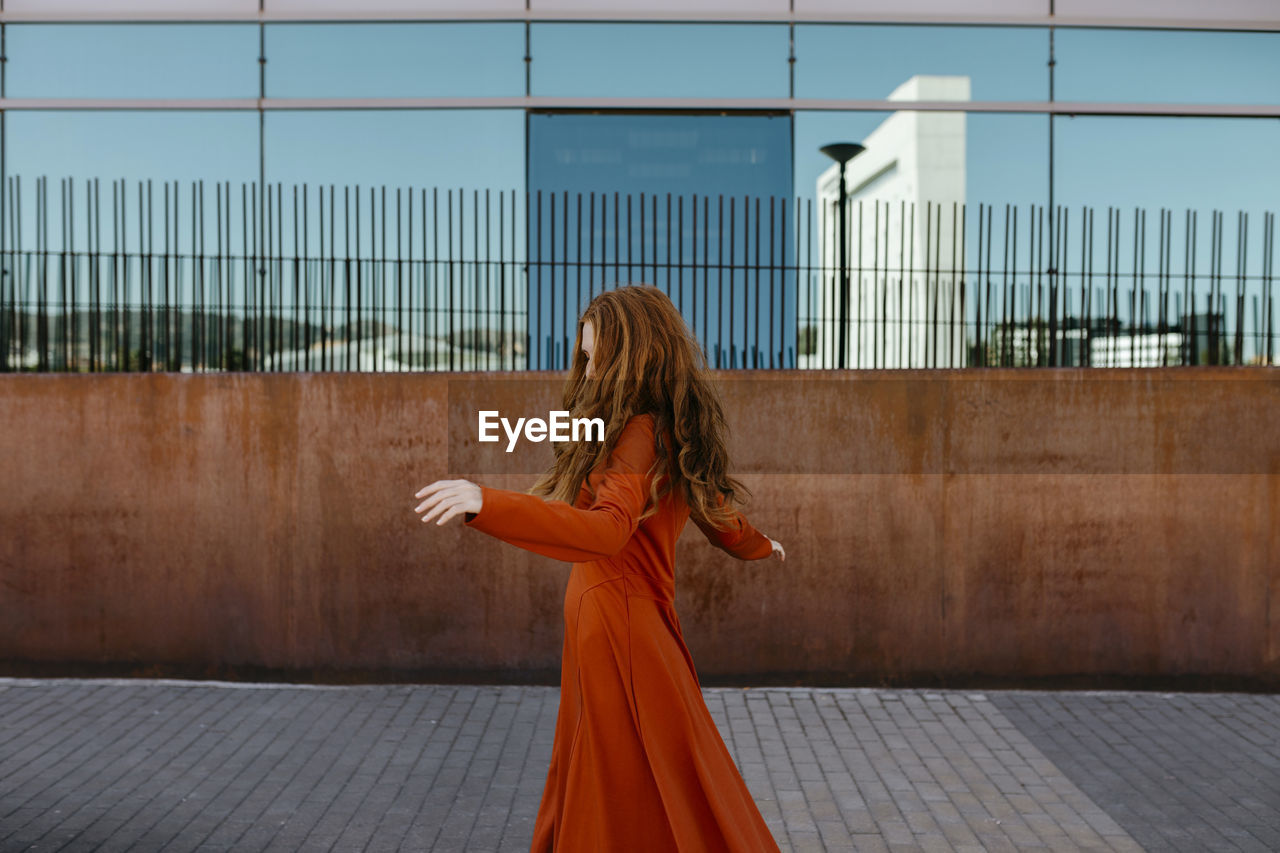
0 679 1276 851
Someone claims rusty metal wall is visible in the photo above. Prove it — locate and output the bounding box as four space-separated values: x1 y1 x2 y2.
1 369 1277 688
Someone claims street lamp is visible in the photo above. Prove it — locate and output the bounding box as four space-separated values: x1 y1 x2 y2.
820 142 865 368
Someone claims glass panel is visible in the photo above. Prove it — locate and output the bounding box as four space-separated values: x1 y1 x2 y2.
1051 116 1280 367
796 110 1048 369
6 110 259 186
1054 116 1279 214
265 23 525 98
3 111 261 375
531 23 789 98
5 109 258 251
527 112 795 369
4 0 258 12
1056 28 1280 105
264 110 523 190
6 24 259 98
795 24 1047 101
261 110 527 374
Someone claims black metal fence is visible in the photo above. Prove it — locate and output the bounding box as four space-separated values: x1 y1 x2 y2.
1 176 1274 373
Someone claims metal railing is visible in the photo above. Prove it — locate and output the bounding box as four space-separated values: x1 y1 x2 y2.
1 176 1274 372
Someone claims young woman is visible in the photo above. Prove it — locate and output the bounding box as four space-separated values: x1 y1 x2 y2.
415 284 785 852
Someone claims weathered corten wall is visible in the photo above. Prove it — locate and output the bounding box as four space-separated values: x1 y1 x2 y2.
1 368 1277 688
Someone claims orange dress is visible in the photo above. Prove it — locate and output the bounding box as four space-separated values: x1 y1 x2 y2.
464 412 780 852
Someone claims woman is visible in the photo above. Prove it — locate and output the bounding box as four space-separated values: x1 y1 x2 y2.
414 284 785 852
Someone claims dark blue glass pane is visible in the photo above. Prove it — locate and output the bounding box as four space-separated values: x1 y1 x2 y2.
527 112 795 370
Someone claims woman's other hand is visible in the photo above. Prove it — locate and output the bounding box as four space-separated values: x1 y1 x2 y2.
768 537 786 561
414 479 482 526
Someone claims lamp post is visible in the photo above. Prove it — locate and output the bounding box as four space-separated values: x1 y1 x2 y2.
820 142 865 368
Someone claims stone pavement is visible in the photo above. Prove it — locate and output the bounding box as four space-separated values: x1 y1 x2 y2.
1 679 1277 852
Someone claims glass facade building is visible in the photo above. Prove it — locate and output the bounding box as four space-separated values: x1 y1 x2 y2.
0 1 1276 371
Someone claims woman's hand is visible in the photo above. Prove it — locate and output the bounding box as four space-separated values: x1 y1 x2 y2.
768 537 786 561
414 479 482 526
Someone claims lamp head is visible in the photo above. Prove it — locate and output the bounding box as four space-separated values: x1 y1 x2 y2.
820 142 866 165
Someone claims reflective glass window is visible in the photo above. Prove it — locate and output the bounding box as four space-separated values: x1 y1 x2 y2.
531 23 789 98
795 24 1048 101
527 111 795 369
6 24 259 98
265 23 525 98
1056 28 1280 105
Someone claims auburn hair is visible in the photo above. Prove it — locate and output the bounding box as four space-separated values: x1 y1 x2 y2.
529 284 749 528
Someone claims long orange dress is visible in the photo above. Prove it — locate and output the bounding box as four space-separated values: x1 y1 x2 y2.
463 412 780 852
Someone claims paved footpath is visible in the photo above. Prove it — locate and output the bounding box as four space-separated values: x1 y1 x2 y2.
1 680 1277 852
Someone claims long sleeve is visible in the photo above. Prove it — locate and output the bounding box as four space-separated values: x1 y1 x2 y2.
693 492 773 561
463 414 657 562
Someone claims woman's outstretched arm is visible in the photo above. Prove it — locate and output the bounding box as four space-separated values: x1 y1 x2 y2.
415 414 657 563
693 492 784 561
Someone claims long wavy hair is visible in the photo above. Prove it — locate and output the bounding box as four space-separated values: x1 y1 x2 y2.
530 284 749 528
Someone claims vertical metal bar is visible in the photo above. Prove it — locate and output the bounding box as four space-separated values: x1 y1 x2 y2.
747 194 757 366
1136 207 1146 366
933 202 942 368
770 197 778 367
343 185 351 372
498 188 507 370
522 188 530 369
497 188 505 369
1265 211 1275 365
421 188 429 371
1104 207 1114 366
574 191 582 364
140 180 149 372
561 188 568 366
676 193 685 326
1002 204 1012 367
587 192 596 305
293 184 301 371
533 189 541 369
317 185 325 372
484 188 491 371
216 181 224 371
951 201 959 367
717 195 724 368
548 190 556 368
449 187 458 372
861 200 872 368
798 195 808 368
1236 211 1247 364
435 187 442 371
727 196 735 368
302 184 309 372
199 180 207 372
1034 204 1044 366
974 203 984 366
61 179 70 371
673 193 680 310
702 195 710 356
382 185 390 372
959 203 967 368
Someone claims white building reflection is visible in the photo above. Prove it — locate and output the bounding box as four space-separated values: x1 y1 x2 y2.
812 75 969 369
